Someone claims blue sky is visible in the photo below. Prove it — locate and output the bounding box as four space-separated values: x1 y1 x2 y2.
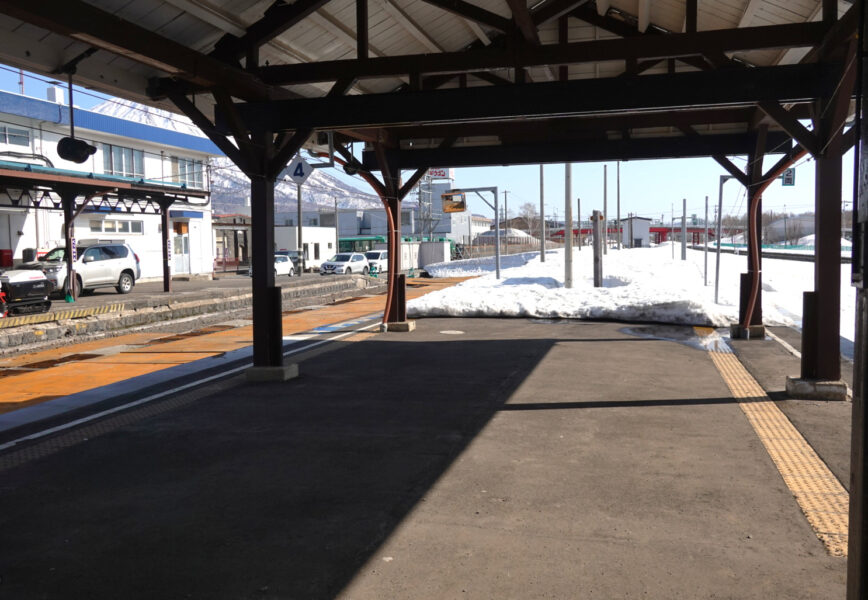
1 64 852 225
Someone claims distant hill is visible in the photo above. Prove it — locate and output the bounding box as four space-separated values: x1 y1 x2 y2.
90 99 382 214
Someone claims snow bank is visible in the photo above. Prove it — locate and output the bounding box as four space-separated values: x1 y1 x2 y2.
411 244 742 326
410 243 855 336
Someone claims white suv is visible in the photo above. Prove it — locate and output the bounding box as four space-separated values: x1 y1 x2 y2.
320 252 369 275
29 243 142 295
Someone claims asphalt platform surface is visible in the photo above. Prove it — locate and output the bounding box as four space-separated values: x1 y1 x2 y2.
0 317 851 599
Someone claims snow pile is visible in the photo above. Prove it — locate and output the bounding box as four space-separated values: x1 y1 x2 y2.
476 228 535 239
411 244 741 326
425 251 542 277
410 243 855 333
795 234 852 249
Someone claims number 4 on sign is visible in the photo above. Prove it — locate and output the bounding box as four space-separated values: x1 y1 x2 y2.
287 156 313 185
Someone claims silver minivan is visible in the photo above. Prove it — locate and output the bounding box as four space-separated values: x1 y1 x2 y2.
30 243 142 295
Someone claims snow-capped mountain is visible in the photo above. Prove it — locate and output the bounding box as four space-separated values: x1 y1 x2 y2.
90 99 382 214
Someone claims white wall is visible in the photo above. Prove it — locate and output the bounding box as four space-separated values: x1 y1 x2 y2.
0 104 216 277
620 219 651 248
275 225 337 269
419 241 451 267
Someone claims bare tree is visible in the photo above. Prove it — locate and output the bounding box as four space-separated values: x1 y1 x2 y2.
518 202 539 234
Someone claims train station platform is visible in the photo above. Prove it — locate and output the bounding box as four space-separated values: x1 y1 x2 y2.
0 313 851 598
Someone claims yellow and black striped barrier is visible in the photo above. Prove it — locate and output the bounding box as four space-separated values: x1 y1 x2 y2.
0 303 125 329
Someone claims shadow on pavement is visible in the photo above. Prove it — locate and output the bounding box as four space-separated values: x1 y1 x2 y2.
0 336 555 599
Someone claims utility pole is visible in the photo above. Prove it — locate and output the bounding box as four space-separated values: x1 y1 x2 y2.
704 195 709 285
681 197 687 260
592 210 603 286
565 164 573 288
334 197 339 257
616 161 621 250
503 190 509 256
603 164 608 255
716 175 734 304
671 203 675 259
629 212 634 248
784 203 788 246
577 197 582 250
297 183 304 272
539 165 545 262
467 212 473 258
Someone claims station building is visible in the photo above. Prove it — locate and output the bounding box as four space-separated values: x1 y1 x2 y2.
0 87 219 280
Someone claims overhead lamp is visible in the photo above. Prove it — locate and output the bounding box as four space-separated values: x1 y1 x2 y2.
56 69 96 163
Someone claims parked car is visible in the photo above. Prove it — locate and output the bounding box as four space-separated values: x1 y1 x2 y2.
24 242 141 295
248 254 298 278
274 254 295 277
274 250 301 274
320 252 369 275
365 250 388 274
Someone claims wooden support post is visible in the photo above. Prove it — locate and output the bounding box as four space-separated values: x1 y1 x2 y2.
250 170 282 367
848 5 868 592
159 199 173 292
810 127 843 380
60 187 77 300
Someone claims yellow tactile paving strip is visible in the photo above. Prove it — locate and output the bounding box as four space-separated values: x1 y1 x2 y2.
0 278 468 415
0 303 125 329
695 326 849 557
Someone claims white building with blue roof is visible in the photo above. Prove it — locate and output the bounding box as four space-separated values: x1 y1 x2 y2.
0 86 219 279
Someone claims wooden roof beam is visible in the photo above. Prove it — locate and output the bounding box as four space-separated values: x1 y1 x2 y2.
415 0 512 33
0 0 287 102
253 21 828 84
360 131 793 170
505 0 540 44
530 0 591 26
232 63 834 131
210 0 334 62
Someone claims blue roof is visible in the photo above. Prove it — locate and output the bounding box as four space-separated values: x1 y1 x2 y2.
0 90 220 155
0 159 204 191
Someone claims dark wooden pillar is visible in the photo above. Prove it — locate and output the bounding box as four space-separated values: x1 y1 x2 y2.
386 193 406 322
250 171 282 367
809 90 845 380
159 199 173 292
849 4 868 592
59 186 77 300
802 43 856 380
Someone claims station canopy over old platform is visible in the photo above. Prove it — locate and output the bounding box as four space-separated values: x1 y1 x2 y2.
0 0 854 170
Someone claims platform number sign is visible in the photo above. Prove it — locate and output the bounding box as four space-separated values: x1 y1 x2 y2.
287 155 313 185
781 168 795 186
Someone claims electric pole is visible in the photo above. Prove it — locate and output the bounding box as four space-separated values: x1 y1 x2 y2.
616 162 621 250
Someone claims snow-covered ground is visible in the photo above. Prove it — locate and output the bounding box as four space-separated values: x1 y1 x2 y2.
410 243 856 346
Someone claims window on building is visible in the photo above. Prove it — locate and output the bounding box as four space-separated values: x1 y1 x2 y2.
88 219 144 234
314 243 320 260
0 126 30 147
102 144 144 177
171 157 204 188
